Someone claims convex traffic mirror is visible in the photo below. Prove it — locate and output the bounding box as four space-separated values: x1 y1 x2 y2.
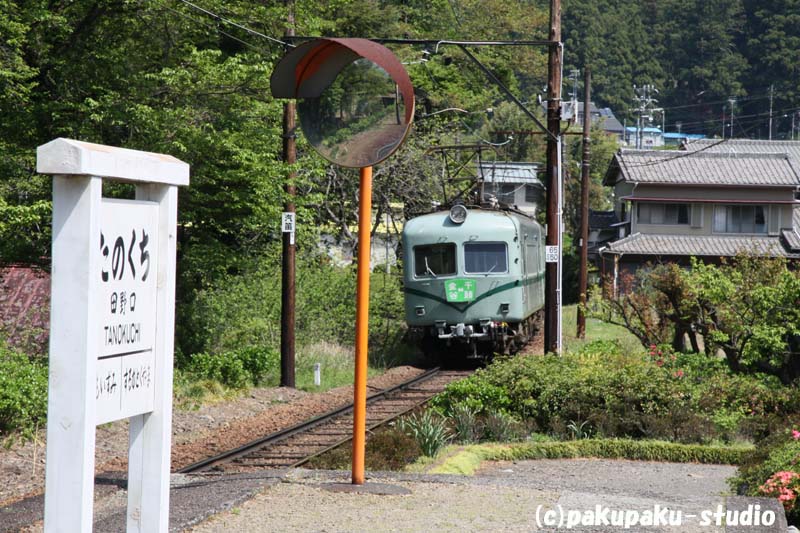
271 38 414 168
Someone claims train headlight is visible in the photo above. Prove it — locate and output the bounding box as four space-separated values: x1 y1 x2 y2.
449 204 467 224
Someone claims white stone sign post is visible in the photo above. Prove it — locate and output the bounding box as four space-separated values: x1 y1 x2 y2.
37 138 189 533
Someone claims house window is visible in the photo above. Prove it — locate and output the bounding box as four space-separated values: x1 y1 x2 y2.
484 184 515 205
637 203 689 225
464 243 508 274
498 184 515 205
713 205 767 234
414 243 456 277
525 184 540 203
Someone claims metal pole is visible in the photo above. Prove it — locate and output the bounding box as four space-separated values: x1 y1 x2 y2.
577 68 591 339
280 4 296 388
544 0 561 353
769 84 774 141
352 165 372 485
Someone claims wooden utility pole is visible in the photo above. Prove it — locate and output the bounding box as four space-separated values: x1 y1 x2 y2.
577 68 591 339
544 0 562 353
280 2 296 388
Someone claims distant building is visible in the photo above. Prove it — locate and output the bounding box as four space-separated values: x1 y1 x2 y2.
478 161 543 217
623 126 664 148
554 101 625 142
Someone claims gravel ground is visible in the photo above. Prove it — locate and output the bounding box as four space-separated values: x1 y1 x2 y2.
0 365 425 507
187 460 787 533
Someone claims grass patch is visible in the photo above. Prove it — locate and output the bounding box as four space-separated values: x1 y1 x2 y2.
294 341 381 392
420 439 753 475
174 341 384 408
561 304 643 355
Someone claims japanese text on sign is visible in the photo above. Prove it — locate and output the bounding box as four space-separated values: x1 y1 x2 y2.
96 199 158 424
445 279 477 303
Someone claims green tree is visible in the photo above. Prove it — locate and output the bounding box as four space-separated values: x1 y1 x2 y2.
686 256 800 383
593 257 800 384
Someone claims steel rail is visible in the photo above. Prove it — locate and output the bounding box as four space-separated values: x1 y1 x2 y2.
177 367 445 474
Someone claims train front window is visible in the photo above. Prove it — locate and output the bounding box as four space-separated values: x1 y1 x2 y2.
464 242 508 274
414 243 456 277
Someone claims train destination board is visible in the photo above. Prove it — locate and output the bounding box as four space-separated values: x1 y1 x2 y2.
445 279 476 303
96 198 159 425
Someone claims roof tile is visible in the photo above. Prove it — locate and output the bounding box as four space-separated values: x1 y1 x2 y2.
612 149 800 187
602 233 799 258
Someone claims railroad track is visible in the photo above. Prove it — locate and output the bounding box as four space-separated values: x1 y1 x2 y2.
178 367 472 474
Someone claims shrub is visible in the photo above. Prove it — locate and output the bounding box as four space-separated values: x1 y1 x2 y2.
429 369 513 416
184 345 279 389
454 439 749 466
731 425 800 525
180 256 407 368
432 341 798 444
0 348 48 436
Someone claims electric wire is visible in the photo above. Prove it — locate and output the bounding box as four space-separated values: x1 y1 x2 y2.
174 0 292 48
156 1 271 55
665 104 800 131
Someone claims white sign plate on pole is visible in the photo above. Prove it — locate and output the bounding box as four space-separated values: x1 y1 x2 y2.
39 138 189 533
545 245 559 263
281 211 296 233
96 199 159 425
282 211 296 245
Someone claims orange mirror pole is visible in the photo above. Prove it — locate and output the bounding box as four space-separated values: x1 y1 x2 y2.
352 165 372 485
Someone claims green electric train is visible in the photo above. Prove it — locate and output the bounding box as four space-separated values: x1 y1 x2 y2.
402 204 545 358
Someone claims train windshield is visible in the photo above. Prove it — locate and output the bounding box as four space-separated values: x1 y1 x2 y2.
414 243 456 277
464 242 508 274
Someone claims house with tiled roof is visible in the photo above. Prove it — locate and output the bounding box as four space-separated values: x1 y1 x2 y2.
478 161 543 217
598 143 800 291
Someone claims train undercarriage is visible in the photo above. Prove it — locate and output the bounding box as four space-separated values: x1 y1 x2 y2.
411 310 543 360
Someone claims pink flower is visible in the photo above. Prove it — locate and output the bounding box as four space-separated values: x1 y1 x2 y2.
655 359 664 367
673 370 684 378
792 429 800 440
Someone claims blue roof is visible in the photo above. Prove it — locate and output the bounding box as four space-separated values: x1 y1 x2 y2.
625 126 662 134
663 132 707 140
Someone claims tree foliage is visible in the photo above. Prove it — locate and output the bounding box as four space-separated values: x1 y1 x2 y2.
592 257 800 384
563 0 800 137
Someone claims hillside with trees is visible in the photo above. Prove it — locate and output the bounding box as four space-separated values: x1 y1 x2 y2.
563 0 800 138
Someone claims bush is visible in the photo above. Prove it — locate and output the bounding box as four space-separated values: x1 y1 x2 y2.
0 347 48 436
432 340 798 444
180 256 407 368
183 345 279 389
731 425 800 525
429 373 513 416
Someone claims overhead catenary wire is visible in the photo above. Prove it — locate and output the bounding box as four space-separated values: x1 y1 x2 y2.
174 0 292 48
665 104 800 131
156 1 271 54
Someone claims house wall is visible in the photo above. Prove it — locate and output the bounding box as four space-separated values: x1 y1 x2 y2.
631 202 794 236
613 181 634 220
633 184 794 202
